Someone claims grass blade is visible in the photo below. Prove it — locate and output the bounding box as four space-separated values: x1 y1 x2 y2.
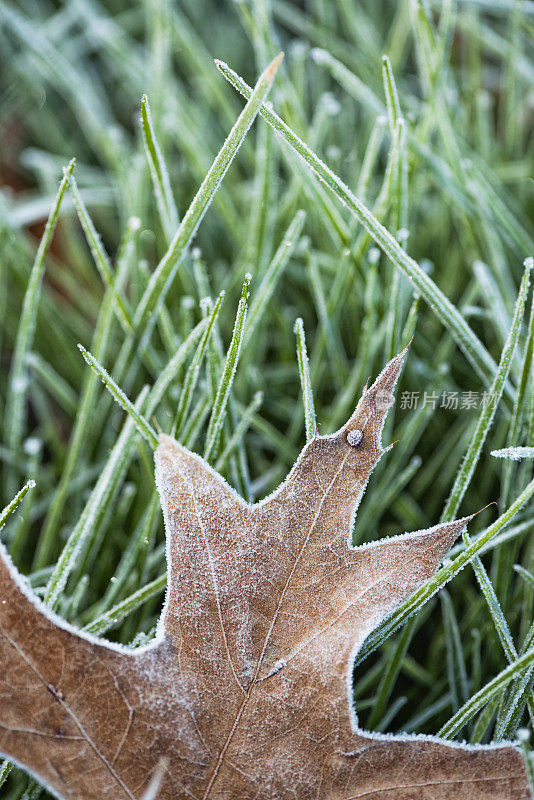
46 394 148 611
0 481 36 532
215 391 263 472
492 448 534 461
141 93 180 240
4 160 74 500
294 317 316 442
442 259 532 520
146 318 209 417
65 170 133 332
204 274 251 462
77 346 158 448
438 648 534 739
173 292 225 437
45 387 148 609
382 54 401 134
83 573 166 637
244 209 306 345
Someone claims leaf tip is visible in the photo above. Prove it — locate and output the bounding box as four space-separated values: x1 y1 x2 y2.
404 333 415 351
364 343 408 404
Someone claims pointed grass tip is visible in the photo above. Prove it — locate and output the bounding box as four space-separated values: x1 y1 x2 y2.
264 52 284 81
214 52 284 86
62 158 76 178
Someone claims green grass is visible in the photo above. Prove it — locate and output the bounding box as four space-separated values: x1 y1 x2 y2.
1 0 534 796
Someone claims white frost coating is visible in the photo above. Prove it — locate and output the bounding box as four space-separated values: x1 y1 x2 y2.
491 447 534 461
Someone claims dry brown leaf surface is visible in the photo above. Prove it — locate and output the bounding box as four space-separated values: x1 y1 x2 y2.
0 349 529 799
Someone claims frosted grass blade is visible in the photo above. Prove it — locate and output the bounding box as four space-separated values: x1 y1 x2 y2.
294 317 316 442
34 237 135 569
204 275 251 462
45 387 149 610
0 481 35 532
492 448 534 461
145 318 209 417
438 648 534 739
173 292 224 437
245 210 306 345
442 259 532 520
141 94 179 241
381 54 401 134
65 170 133 331
84 574 167 636
215 391 263 471
4 160 74 500
78 346 158 448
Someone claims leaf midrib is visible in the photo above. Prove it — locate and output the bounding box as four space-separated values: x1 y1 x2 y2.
200 448 351 799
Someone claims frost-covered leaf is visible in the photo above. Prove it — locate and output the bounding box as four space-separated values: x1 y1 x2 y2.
0 349 529 799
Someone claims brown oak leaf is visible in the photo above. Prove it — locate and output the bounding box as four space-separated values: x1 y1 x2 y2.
0 348 529 799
